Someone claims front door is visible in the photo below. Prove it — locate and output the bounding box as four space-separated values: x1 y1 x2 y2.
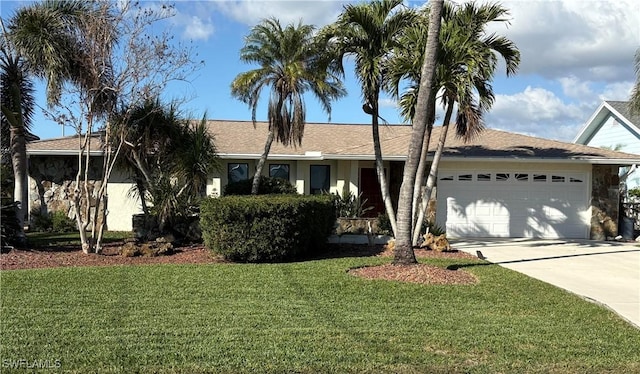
360 168 384 218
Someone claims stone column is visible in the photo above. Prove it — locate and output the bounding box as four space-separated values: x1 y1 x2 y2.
590 165 620 240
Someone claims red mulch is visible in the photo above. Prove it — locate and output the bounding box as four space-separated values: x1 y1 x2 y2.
1 242 480 285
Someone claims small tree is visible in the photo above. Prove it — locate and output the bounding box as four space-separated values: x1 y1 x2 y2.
46 1 202 253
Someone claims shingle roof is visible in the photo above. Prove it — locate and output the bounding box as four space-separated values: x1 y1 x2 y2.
27 133 104 155
605 100 640 129
26 120 640 163
207 120 640 163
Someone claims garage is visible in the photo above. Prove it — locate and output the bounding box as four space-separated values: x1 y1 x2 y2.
435 169 591 239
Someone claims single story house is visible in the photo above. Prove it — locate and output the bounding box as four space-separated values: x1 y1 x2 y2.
574 100 640 190
26 120 640 240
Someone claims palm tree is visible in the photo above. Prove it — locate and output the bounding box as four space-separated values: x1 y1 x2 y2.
115 99 219 232
231 17 346 195
387 1 520 244
630 48 640 115
392 0 444 264
325 0 418 237
1 0 107 242
0 35 34 245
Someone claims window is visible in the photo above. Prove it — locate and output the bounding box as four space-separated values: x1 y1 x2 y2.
552 175 565 183
496 173 510 181
477 173 492 181
515 173 529 182
458 174 473 181
440 175 454 181
533 174 547 182
269 164 290 180
228 163 248 183
310 165 330 194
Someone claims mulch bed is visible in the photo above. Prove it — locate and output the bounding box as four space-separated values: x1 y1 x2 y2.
1 242 481 285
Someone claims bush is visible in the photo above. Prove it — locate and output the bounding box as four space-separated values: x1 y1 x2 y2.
51 211 76 233
30 210 76 233
376 212 445 237
223 176 298 196
29 210 53 232
200 195 335 262
332 188 373 218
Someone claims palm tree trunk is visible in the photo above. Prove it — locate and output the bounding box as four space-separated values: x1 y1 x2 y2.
252 128 275 195
412 102 454 244
371 103 398 237
393 0 443 265
10 123 27 245
411 122 433 236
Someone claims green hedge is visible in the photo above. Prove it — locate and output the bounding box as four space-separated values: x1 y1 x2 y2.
223 176 298 196
200 195 336 262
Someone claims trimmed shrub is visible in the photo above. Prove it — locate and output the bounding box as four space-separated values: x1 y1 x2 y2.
51 211 76 233
200 195 335 262
223 176 298 196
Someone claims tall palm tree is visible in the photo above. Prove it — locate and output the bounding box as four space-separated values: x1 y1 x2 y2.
0 34 34 245
324 0 418 236
231 17 346 195
387 1 520 244
1 0 106 242
630 48 640 115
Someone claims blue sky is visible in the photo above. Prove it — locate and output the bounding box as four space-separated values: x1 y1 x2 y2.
2 0 638 142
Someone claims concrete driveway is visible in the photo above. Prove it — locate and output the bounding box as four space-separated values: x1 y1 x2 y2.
452 238 640 329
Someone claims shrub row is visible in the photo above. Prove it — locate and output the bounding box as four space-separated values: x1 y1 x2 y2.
200 195 335 262
223 176 298 196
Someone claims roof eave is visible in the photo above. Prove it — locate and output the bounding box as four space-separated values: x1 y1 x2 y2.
27 150 104 156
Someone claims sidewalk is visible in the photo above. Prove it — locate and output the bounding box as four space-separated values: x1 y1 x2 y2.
453 238 640 329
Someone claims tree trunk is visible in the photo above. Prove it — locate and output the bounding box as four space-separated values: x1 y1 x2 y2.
252 128 275 195
371 101 398 237
411 122 433 235
9 121 27 246
2 86 28 246
411 90 438 230
412 102 454 244
393 0 443 265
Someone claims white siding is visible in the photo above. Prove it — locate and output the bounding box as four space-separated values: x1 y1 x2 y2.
106 169 142 231
585 116 640 154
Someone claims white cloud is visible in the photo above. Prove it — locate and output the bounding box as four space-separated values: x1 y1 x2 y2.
213 0 347 27
485 86 589 141
489 0 639 82
559 75 594 101
182 16 215 41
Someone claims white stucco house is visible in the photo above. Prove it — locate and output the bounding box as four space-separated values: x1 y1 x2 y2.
574 100 640 190
26 120 640 240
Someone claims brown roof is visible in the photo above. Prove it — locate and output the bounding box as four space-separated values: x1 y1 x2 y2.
208 120 640 163
27 133 104 154
27 120 640 163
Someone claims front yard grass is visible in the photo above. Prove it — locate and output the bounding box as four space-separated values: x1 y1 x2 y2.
25 231 131 248
1 255 639 373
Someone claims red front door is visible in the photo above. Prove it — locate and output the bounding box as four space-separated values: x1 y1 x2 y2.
360 168 384 218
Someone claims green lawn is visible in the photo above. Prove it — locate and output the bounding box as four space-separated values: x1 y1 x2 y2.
25 231 131 248
1 255 639 373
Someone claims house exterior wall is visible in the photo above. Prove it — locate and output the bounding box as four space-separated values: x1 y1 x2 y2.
28 155 141 232
208 158 399 198
582 115 640 190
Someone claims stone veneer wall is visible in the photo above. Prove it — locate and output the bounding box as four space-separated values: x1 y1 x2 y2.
590 165 620 240
28 155 104 225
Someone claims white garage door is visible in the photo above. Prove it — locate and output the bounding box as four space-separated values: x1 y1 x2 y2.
435 170 590 239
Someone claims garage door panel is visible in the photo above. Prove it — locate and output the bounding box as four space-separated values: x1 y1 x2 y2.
438 170 589 239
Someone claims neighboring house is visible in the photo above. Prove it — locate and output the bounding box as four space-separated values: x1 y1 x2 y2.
574 100 640 190
27 120 640 240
